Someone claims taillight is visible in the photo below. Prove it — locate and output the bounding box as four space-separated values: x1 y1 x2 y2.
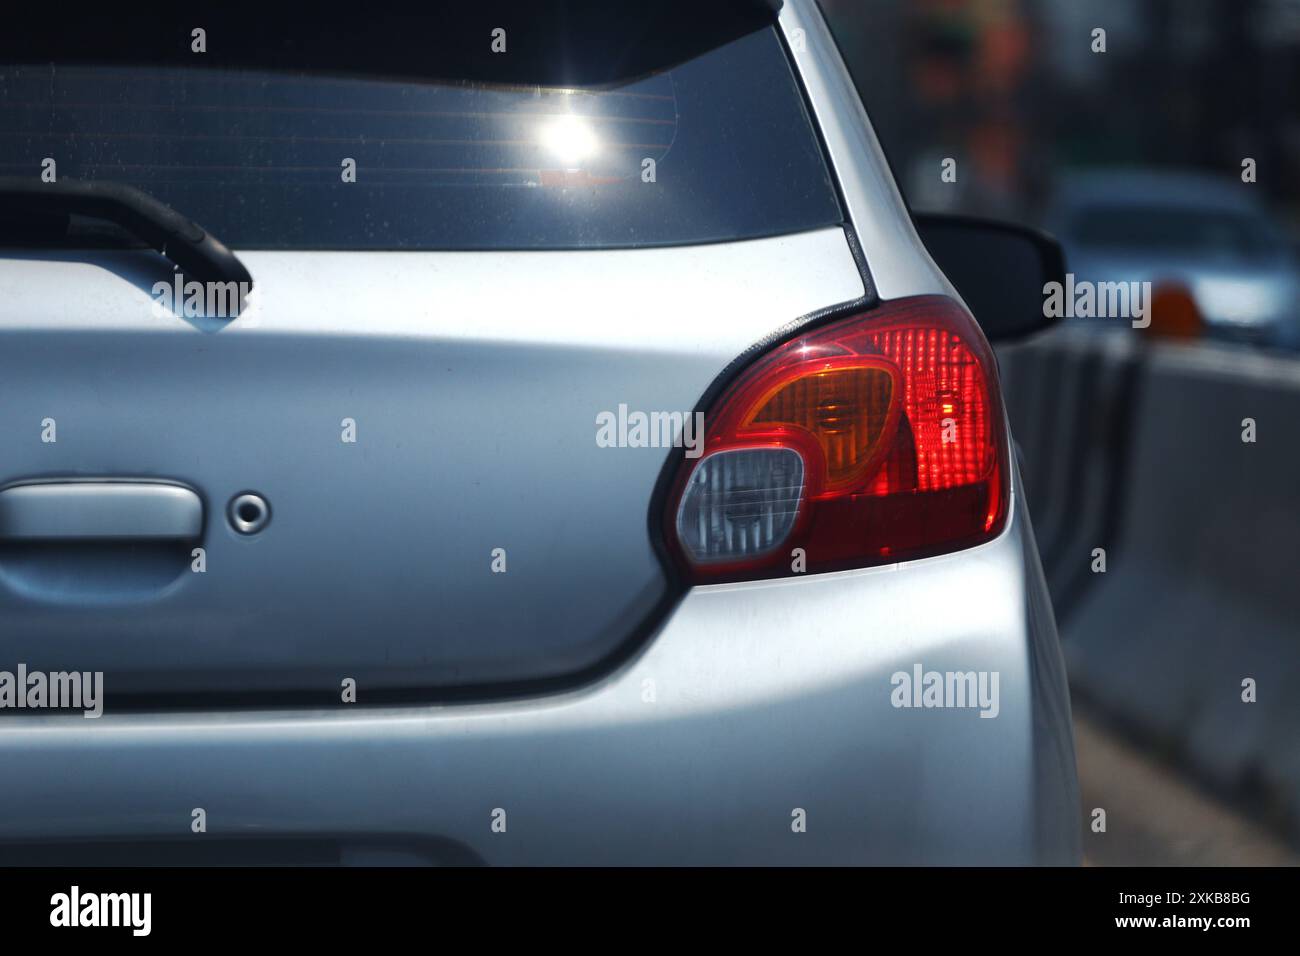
665 295 1008 581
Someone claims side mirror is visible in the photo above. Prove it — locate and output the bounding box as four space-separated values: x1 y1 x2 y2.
914 213 1066 343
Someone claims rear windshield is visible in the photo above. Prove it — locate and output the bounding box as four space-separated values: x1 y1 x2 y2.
0 27 841 250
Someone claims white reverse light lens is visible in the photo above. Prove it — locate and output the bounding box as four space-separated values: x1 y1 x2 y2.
675 448 804 564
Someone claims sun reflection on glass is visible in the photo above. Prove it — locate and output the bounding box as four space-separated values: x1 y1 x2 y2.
539 113 600 166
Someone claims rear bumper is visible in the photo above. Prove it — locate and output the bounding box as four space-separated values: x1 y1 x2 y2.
0 483 1079 865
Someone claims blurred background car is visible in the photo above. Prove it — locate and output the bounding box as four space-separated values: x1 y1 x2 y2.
1047 168 1300 349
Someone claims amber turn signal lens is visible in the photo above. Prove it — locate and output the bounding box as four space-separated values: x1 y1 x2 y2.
744 363 897 490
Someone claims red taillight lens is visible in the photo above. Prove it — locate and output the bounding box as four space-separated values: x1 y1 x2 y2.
666 295 1008 581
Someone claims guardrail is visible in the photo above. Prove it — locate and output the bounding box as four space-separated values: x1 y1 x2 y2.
999 328 1300 843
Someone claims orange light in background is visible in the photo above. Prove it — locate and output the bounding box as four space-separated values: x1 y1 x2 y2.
1147 282 1205 340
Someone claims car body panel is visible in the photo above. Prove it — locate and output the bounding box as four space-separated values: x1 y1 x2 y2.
0 228 863 698
0 482 1077 864
779 0 955 303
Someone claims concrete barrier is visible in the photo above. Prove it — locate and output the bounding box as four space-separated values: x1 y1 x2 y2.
1001 331 1300 841
999 330 1141 616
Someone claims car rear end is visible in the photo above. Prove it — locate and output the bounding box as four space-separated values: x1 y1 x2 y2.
0 1 1079 865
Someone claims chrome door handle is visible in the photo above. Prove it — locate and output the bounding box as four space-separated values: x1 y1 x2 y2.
0 481 203 541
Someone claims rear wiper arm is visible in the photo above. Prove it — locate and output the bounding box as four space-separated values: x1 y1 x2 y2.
0 177 252 291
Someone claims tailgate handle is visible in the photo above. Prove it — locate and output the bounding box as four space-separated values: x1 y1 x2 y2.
0 481 203 541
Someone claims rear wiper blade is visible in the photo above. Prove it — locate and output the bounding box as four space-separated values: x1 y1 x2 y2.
0 177 252 291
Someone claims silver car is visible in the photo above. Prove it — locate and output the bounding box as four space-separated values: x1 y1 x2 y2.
1048 168 1300 349
0 0 1078 865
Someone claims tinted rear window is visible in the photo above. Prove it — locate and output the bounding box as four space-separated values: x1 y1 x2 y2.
0 27 841 250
